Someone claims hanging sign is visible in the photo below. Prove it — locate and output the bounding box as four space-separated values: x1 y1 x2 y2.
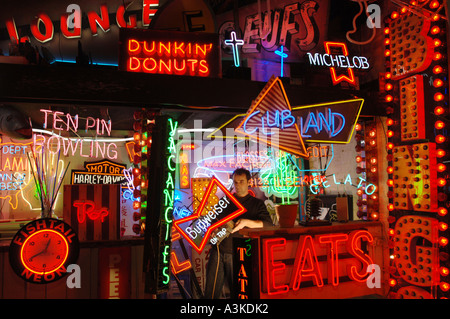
208 86 364 144
306 42 370 86
173 177 247 253
71 160 127 185
119 28 220 78
235 76 309 158
217 0 329 62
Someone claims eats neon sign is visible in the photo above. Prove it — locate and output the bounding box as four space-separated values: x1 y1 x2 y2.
263 230 374 295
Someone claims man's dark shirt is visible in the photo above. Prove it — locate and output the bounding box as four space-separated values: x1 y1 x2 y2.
215 193 272 254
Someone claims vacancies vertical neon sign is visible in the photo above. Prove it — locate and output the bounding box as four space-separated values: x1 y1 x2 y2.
143 115 178 294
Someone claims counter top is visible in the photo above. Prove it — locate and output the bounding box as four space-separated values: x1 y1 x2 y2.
239 220 383 238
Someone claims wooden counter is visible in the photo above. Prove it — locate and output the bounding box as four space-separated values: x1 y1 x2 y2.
239 220 383 237
234 220 389 299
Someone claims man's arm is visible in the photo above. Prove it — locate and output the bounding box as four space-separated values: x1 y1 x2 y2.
232 200 273 233
232 218 263 233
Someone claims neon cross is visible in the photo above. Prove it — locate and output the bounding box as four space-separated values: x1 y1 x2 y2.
275 45 288 77
224 31 244 67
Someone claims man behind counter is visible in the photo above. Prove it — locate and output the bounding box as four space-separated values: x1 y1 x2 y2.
204 168 273 299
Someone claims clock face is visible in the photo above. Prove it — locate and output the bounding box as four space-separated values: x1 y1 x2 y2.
9 218 79 284
20 229 69 275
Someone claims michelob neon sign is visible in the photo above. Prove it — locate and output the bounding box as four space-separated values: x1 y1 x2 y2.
306 42 370 85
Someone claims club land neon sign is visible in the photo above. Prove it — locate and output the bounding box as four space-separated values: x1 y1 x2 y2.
242 107 346 139
210 90 363 145
264 230 374 295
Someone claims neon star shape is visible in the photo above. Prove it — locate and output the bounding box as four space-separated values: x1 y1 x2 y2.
325 41 356 86
173 177 246 253
235 75 309 158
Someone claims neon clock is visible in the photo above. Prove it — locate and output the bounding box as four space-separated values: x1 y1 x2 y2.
9 218 79 284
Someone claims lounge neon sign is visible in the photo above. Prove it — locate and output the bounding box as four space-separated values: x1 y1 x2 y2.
5 1 160 44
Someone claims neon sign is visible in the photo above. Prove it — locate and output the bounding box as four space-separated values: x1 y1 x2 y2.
235 76 308 158
309 173 377 196
218 0 324 55
210 96 363 145
179 151 190 189
161 118 178 285
71 160 127 185
73 200 109 223
306 42 370 85
174 177 247 253
5 1 160 44
263 230 374 295
143 116 178 293
274 45 288 77
224 31 244 67
35 109 118 160
197 154 275 173
120 29 220 78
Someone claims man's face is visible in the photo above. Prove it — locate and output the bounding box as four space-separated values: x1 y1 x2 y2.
233 173 250 197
